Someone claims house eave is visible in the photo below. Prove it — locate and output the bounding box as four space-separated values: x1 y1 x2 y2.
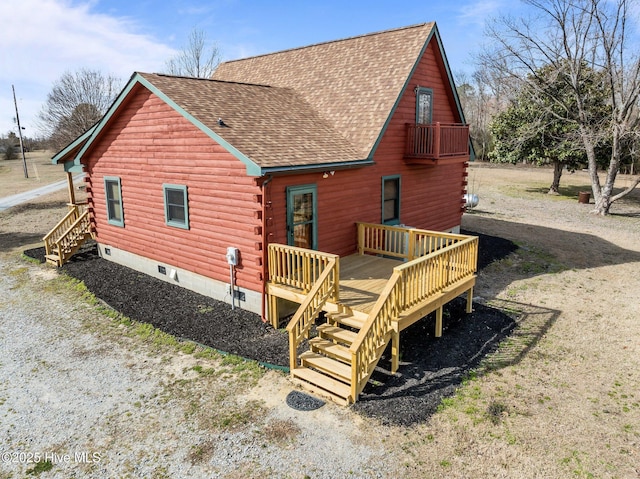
51 125 97 165
259 158 374 175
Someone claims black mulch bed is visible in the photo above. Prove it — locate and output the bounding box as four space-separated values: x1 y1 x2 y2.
24 231 518 425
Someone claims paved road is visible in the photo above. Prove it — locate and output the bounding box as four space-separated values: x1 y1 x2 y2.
0 174 85 211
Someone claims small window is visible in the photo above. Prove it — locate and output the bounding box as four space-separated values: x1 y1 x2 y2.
382 175 401 225
104 176 124 227
163 184 189 229
416 87 433 124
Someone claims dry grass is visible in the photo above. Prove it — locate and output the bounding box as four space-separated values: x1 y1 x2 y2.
386 164 640 479
0 150 66 196
261 418 301 445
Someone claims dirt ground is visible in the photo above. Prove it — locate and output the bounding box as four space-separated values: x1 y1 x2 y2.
1 161 640 478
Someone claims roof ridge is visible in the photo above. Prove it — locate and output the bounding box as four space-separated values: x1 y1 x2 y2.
140 72 274 89
220 22 434 65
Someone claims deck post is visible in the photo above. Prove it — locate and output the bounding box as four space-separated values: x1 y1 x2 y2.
466 287 474 314
435 306 443 337
268 294 279 328
433 122 441 160
66 171 76 208
289 330 297 373
407 230 416 261
391 328 399 373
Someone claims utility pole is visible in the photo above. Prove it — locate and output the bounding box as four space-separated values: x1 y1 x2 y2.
12 85 28 178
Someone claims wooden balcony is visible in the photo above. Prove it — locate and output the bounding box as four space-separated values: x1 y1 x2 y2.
405 122 470 163
266 223 478 404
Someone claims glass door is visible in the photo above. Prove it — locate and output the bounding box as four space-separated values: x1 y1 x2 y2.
286 185 317 250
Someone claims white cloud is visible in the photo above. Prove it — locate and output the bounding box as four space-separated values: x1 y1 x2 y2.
0 0 176 136
457 0 505 27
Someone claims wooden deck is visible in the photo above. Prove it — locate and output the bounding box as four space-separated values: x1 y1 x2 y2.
266 223 479 404
338 254 402 316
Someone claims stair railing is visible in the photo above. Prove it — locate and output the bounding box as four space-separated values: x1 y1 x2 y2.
286 255 339 372
43 204 85 257
349 270 402 401
54 209 91 264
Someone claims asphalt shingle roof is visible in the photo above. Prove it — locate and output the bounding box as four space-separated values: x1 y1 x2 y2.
212 23 434 161
54 23 437 172
138 73 361 169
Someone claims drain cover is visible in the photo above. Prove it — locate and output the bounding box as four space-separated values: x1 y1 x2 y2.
286 391 325 411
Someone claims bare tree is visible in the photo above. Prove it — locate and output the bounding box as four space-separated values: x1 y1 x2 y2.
480 0 640 215
39 69 121 151
164 28 221 78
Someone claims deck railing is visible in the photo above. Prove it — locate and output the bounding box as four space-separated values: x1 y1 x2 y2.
405 122 469 160
286 256 340 372
268 244 339 293
396 236 478 309
350 234 478 400
357 222 468 261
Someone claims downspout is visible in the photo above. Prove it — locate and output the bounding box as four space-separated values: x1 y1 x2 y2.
260 175 273 323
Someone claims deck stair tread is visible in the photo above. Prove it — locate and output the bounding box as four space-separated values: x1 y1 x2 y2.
45 254 61 266
309 338 351 363
327 312 366 329
317 324 357 345
300 351 351 381
292 367 351 402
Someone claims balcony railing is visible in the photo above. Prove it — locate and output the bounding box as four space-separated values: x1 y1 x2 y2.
405 122 469 160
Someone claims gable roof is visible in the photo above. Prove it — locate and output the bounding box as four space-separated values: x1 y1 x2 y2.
54 73 366 175
54 22 468 174
213 23 437 160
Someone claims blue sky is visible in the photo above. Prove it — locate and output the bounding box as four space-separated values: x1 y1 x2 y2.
0 0 512 138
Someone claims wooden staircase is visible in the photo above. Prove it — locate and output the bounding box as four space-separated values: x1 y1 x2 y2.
43 204 92 266
292 310 366 405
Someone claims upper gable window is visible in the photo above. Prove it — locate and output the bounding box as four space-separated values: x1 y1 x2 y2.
416 87 433 124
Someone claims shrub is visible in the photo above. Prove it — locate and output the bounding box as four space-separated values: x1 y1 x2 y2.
2 144 16 161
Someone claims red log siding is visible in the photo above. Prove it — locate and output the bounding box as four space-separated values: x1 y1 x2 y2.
266 38 468 257
85 87 263 291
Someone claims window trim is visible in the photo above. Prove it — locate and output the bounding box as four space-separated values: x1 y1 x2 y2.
286 184 318 250
104 176 124 227
381 175 401 226
163 184 189 230
416 87 434 124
